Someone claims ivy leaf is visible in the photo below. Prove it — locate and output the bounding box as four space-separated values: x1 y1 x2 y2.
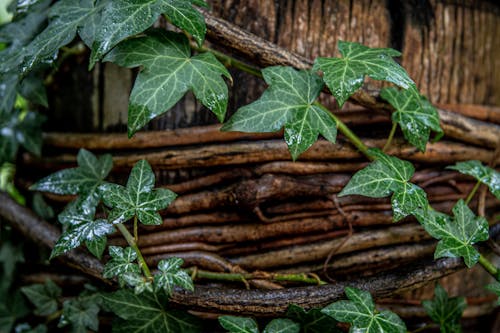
313 41 414 107
321 287 406 333
380 87 442 151
51 198 115 259
30 148 112 198
102 246 141 283
32 192 55 220
85 236 108 260
100 159 177 225
104 30 230 137
222 66 337 161
102 289 202 333
18 0 107 74
19 74 48 107
0 108 45 164
90 0 207 67
21 280 62 316
447 160 500 200
486 282 500 306
338 148 428 221
219 316 259 333
422 284 465 333
14 323 47 333
0 74 18 112
121 272 154 294
0 238 25 292
0 290 29 333
263 319 300 333
415 200 489 267
58 296 100 333
154 258 193 296
286 304 341 333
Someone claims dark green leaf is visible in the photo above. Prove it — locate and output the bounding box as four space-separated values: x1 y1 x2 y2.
104 30 230 136
59 296 100 333
14 323 48 333
263 319 300 333
286 304 341 333
321 287 406 333
102 289 202 333
415 200 489 267
222 66 337 161
86 235 107 260
486 282 500 306
19 74 48 107
21 280 62 316
380 87 442 151
30 148 112 197
159 0 206 46
100 159 177 225
447 160 500 200
0 290 29 333
154 257 193 296
32 192 55 220
121 272 154 294
339 148 428 221
422 284 465 333
103 246 141 284
0 238 24 292
0 73 18 112
313 41 414 107
219 316 259 333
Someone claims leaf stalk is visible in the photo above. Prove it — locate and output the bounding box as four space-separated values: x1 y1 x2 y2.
478 254 500 281
465 181 481 205
115 223 152 279
383 122 398 152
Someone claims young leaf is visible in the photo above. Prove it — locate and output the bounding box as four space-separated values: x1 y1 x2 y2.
102 289 202 333
486 282 500 306
121 272 154 294
447 160 500 200
102 246 141 283
21 280 62 316
51 199 115 259
222 66 337 161
154 258 193 296
104 30 230 137
286 304 341 333
422 284 466 333
100 159 177 225
321 287 406 333
380 87 442 151
85 236 108 260
31 148 112 195
0 108 45 164
219 316 259 333
313 41 414 107
338 148 428 221
415 200 489 267
263 319 300 333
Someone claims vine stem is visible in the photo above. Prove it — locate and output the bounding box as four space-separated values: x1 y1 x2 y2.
465 180 481 205
478 254 500 281
185 267 326 285
383 122 397 152
133 215 138 242
313 102 372 160
116 223 152 279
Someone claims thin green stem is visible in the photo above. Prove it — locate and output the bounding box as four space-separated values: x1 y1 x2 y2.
465 180 481 205
383 122 397 152
478 254 500 281
133 215 138 243
116 223 152 279
313 102 372 160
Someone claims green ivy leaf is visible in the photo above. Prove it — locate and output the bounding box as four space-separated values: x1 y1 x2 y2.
0 108 45 164
154 258 193 296
313 41 414 107
263 319 300 333
19 0 106 74
19 74 48 107
380 87 442 151
85 236 108 260
219 316 259 333
486 282 500 306
102 289 202 333
20 280 62 316
100 159 177 225
32 192 55 220
422 284 465 333
102 246 141 284
222 66 337 161
0 238 25 292
14 323 47 333
104 30 230 137
339 148 428 221
59 296 100 333
286 304 341 333
0 73 18 112
322 287 406 333
51 198 114 259
121 272 154 294
447 160 500 200
415 200 489 267
90 0 207 67
0 290 29 333
30 148 112 198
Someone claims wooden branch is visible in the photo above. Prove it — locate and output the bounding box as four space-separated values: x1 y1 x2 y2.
201 10 500 148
